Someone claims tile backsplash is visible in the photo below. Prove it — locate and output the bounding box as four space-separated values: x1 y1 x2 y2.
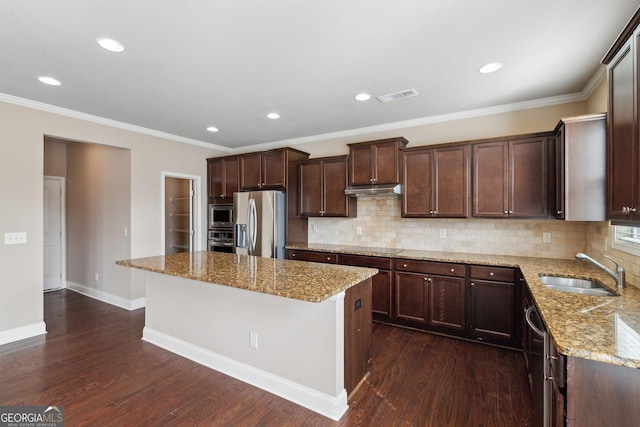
308 196 586 259
308 196 640 288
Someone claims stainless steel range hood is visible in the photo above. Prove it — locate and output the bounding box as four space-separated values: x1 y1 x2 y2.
345 184 402 197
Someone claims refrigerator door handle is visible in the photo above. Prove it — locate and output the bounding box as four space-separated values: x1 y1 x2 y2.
248 198 257 253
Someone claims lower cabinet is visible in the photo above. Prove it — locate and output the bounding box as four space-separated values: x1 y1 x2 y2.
468 265 519 345
394 259 466 332
343 277 372 396
339 254 393 321
285 249 520 348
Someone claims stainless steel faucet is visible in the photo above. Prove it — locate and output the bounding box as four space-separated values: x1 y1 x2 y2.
575 253 626 289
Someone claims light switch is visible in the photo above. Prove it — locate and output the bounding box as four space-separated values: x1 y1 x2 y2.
543 232 551 243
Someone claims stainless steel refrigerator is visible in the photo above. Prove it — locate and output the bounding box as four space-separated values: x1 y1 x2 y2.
233 190 286 258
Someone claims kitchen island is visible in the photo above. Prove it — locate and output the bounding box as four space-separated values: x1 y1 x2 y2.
116 251 377 420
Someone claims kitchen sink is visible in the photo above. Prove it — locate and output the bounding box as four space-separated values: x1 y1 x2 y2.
539 275 616 297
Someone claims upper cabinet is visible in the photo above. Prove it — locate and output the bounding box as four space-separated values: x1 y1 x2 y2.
402 145 470 218
553 114 606 221
348 137 408 186
473 136 549 218
207 155 239 203
602 12 640 222
298 156 356 217
240 148 309 191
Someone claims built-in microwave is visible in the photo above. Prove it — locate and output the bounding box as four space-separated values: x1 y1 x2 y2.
209 203 234 228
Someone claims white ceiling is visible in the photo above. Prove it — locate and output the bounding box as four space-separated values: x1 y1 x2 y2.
2 1 639 151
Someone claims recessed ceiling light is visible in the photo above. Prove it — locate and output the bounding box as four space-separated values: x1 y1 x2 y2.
355 93 371 101
206 126 219 132
267 113 280 120
97 37 125 53
478 62 503 74
38 76 61 86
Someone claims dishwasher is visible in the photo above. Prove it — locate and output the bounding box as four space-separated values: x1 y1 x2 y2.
525 303 550 427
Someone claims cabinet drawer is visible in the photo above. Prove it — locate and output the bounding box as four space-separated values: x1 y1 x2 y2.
340 254 392 270
395 259 465 277
286 250 338 264
470 265 514 282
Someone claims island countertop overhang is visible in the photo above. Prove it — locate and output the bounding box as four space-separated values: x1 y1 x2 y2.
116 251 377 303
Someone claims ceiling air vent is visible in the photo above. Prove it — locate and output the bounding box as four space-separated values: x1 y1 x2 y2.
376 89 419 103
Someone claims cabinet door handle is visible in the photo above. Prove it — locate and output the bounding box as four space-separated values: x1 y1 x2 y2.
556 210 563 215
631 208 637 213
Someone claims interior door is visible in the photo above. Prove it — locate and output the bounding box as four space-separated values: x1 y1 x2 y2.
44 177 63 290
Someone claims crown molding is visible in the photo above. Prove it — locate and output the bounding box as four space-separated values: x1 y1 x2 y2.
2 85 598 155
235 91 588 153
0 92 232 153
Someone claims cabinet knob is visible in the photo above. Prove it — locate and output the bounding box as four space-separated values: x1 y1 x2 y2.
504 210 509 214
508 210 513 214
489 272 494 276
292 253 296 257
471 282 475 286
429 210 433 214
556 210 563 215
327 257 331 261
450 268 455 272
424 277 428 281
403 263 408 268
631 208 637 213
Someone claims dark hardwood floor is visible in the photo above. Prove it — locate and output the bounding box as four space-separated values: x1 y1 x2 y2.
0 290 533 426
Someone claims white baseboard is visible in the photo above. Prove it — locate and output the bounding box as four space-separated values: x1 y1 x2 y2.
66 281 146 311
0 321 47 346
142 326 348 421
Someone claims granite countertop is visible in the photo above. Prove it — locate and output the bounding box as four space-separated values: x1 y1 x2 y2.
116 251 377 303
287 243 640 368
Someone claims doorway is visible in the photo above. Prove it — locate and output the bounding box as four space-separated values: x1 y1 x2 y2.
43 176 66 291
162 173 201 254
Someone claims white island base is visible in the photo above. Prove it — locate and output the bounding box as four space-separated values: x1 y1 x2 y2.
141 271 352 420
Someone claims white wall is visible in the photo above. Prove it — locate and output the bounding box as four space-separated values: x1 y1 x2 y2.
0 99 224 342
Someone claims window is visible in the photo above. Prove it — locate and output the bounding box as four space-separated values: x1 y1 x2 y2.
613 225 640 256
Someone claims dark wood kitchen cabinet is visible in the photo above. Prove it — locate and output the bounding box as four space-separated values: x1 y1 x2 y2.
468 265 518 344
394 259 465 332
343 277 372 395
207 155 239 203
602 14 640 222
298 156 356 217
553 114 606 221
285 249 338 264
402 145 470 218
473 136 549 218
348 137 408 186
240 148 309 191
339 254 393 321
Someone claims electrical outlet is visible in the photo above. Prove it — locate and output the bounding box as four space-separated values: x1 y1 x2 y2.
4 232 27 245
543 232 551 243
95 272 99 282
250 332 258 349
356 226 363 235
124 226 128 237
312 224 318 233
439 229 447 239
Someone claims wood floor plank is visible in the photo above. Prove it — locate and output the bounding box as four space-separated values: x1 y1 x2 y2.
0 290 534 426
